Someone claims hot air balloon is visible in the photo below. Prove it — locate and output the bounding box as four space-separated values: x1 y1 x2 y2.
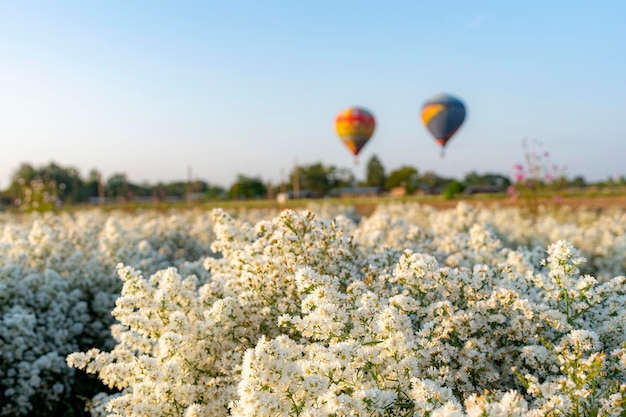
335 106 376 163
421 94 466 156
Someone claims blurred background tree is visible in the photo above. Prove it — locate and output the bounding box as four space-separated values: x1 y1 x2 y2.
386 166 418 194
364 155 386 188
229 175 267 199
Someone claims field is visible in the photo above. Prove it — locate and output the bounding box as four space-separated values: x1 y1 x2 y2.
68 189 626 216
1 198 626 417
346 193 626 215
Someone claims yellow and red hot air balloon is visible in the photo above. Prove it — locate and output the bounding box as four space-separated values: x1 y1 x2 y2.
335 106 376 163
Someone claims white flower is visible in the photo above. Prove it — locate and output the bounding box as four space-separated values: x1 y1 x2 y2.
0 202 624 416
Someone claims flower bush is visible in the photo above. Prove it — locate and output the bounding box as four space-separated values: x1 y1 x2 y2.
66 205 626 417
0 209 218 416
1 203 625 416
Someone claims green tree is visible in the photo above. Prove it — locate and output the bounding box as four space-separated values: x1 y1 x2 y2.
7 163 36 203
463 171 483 187
78 169 102 202
386 166 418 193
463 171 511 189
329 167 356 189
106 173 130 199
365 155 386 188
418 171 443 188
163 182 187 199
10 162 37 184
38 162 83 202
8 161 85 205
204 184 227 200
293 163 332 196
186 180 226 201
230 175 267 199
569 176 587 188
443 180 465 199
290 162 352 196
482 173 511 188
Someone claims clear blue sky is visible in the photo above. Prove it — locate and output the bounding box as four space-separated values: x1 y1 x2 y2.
1 1 625 188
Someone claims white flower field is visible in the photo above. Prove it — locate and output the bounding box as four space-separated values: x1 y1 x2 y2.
1 202 626 416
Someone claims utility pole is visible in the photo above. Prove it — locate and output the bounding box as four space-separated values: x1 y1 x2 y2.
266 181 274 200
280 169 286 195
97 173 104 207
122 175 128 204
187 165 192 206
293 157 299 199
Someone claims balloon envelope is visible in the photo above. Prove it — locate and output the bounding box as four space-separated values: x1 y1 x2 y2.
421 94 466 148
335 107 376 156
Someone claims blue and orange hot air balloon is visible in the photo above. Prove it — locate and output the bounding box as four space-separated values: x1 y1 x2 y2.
421 94 466 156
335 106 376 163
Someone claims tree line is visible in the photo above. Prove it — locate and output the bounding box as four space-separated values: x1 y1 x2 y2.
0 156 616 209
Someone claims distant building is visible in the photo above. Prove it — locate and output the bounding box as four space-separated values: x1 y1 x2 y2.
280 190 320 200
292 190 320 199
0 195 10 211
389 187 406 197
463 185 505 195
390 184 438 197
329 186 384 198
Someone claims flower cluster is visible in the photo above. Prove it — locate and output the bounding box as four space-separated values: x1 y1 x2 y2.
508 139 567 209
64 206 626 417
0 209 219 416
1 202 625 416
11 178 64 212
